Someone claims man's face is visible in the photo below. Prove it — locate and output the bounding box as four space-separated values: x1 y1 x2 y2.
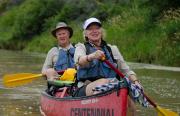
55 28 70 47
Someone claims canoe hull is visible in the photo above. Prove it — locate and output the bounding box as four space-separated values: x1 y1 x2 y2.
40 88 128 116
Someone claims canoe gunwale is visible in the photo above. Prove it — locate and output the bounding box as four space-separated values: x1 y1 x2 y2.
41 87 128 101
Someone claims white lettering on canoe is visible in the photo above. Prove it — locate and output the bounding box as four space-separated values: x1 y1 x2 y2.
81 98 99 105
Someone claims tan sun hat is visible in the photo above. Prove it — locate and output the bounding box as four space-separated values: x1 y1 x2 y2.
51 22 73 38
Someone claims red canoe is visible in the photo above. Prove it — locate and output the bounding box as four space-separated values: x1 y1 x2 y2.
40 81 128 116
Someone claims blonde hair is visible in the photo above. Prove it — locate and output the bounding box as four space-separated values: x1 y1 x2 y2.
83 28 106 41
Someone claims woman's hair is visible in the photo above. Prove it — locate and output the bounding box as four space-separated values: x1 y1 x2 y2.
83 28 106 41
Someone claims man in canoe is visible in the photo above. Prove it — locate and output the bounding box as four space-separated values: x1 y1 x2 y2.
42 22 75 80
74 17 142 115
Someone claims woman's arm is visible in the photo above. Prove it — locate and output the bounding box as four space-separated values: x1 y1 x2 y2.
74 43 104 66
110 45 139 82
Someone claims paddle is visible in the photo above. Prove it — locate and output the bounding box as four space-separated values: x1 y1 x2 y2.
3 70 64 88
102 59 179 116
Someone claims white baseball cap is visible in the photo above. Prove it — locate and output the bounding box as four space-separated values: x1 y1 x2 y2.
83 17 101 30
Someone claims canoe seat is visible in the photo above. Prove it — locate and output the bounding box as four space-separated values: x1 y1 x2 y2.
48 80 74 87
46 80 76 98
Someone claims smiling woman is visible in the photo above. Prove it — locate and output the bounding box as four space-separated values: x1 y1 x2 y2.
73 17 142 115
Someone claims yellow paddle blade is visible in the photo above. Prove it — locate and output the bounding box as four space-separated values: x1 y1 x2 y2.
157 106 179 116
3 73 42 87
60 68 77 82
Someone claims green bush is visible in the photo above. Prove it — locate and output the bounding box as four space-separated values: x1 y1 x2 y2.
155 8 180 66
11 0 67 39
24 32 56 53
0 0 179 66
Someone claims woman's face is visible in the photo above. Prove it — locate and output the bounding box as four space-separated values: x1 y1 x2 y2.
85 24 102 42
55 28 70 47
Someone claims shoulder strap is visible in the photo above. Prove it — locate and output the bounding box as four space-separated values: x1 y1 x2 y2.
105 45 116 63
84 42 90 55
101 40 116 63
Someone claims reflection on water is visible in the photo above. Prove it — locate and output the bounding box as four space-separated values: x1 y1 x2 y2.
134 69 180 116
0 49 179 116
0 50 46 116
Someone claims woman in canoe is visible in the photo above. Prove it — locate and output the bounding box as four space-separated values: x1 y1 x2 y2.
42 22 75 81
74 17 142 116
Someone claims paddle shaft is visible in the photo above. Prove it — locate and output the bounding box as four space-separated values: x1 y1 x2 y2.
5 70 65 83
103 59 157 108
6 74 43 83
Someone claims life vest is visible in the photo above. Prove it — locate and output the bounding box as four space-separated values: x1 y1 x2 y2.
54 47 75 71
77 42 117 81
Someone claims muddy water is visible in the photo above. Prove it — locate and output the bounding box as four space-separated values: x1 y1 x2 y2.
0 50 46 116
0 50 179 116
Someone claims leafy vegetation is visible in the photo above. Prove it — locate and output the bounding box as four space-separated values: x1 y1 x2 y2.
0 0 179 66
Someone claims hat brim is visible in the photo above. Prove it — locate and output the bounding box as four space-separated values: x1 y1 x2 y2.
51 27 73 38
85 22 101 30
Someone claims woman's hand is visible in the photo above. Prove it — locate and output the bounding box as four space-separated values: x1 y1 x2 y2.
78 50 105 66
130 75 143 90
133 80 143 90
90 50 105 60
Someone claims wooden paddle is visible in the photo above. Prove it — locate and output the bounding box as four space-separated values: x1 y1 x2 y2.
103 59 179 116
3 70 64 88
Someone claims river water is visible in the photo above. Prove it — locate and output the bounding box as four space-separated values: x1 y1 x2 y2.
0 49 179 116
